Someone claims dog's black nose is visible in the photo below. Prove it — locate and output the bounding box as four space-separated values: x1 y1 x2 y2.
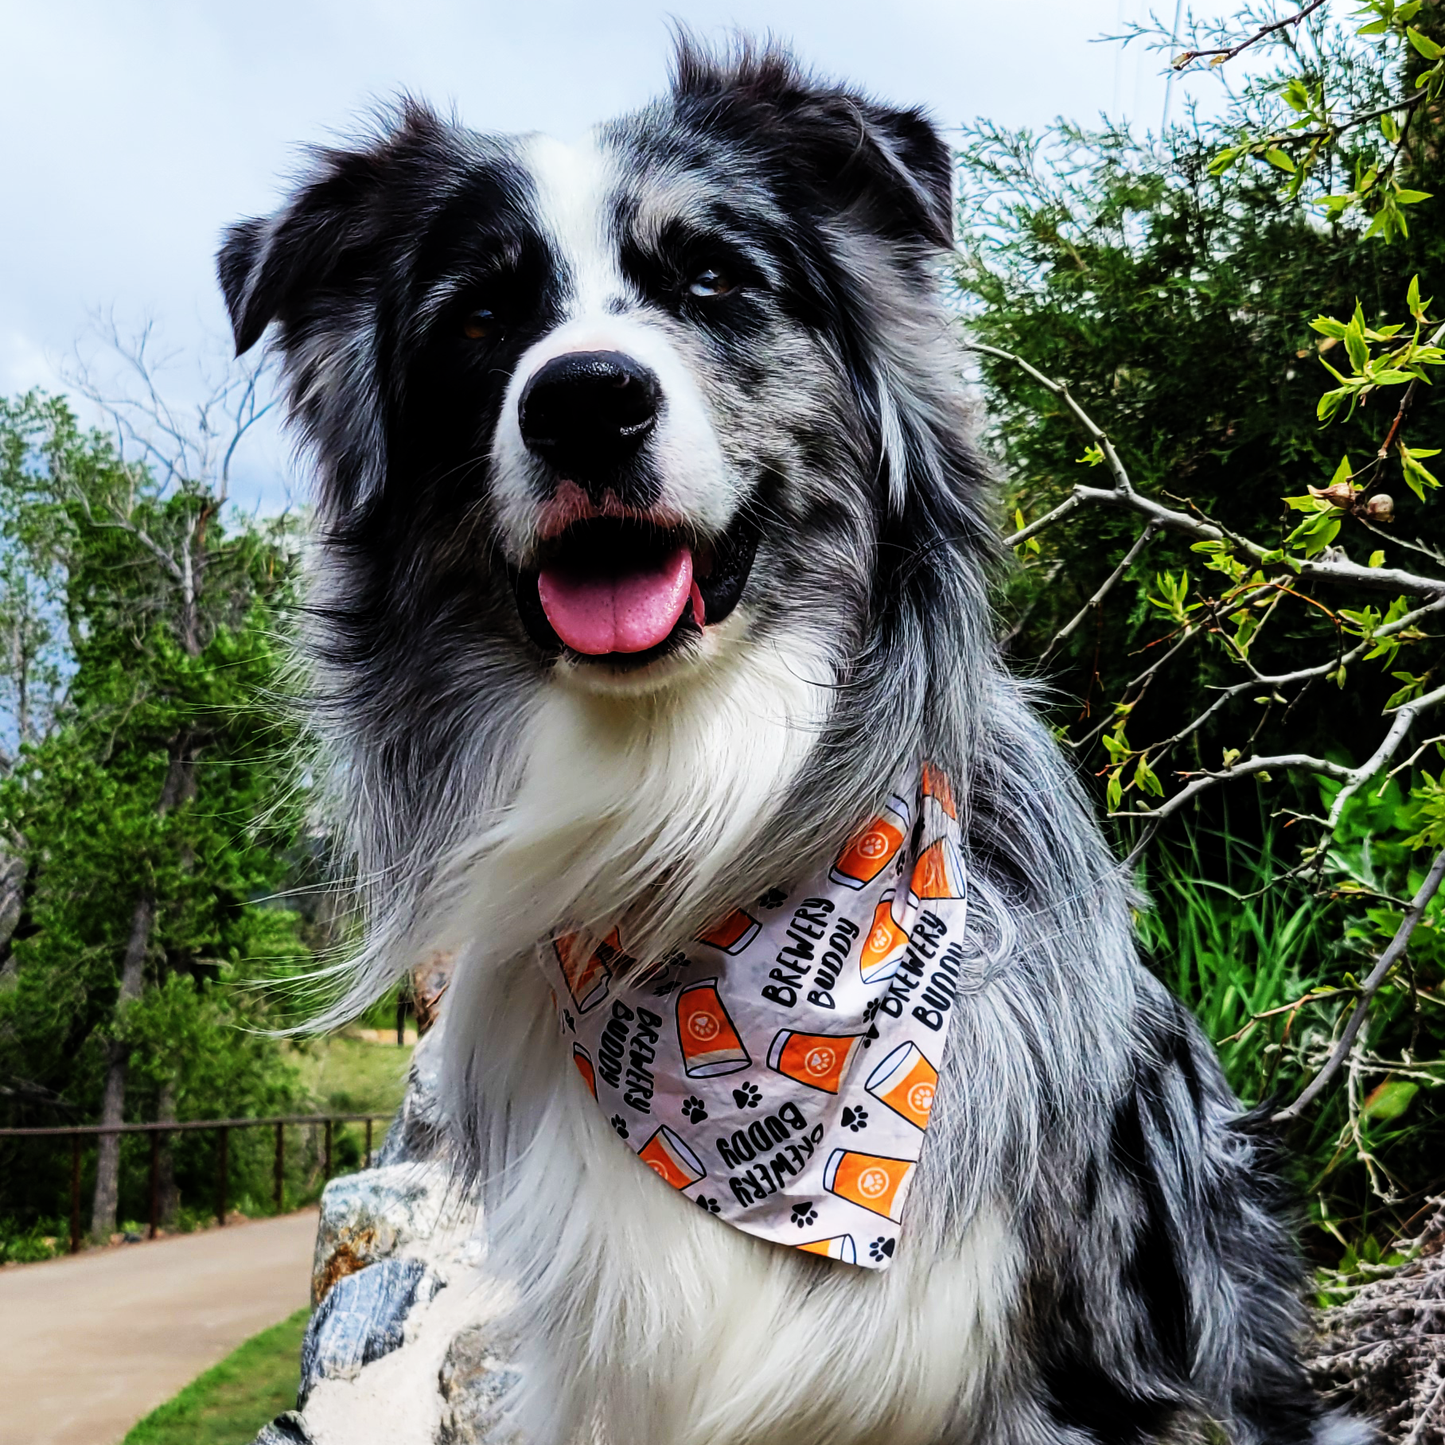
518 351 660 474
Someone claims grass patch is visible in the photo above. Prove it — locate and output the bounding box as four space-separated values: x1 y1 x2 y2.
122 1307 309 1445
285 1030 413 1116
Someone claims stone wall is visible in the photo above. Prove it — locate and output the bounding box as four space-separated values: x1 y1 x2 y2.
255 1029 1442 1444
250 1029 518 1445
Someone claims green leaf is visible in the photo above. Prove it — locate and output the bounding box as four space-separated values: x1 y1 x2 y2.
1106 771 1123 811
1310 316 1350 339
1362 1080 1418 1122
1394 189 1433 205
1369 550 1386 568
1265 148 1297 173
1134 755 1164 797
1345 307 1371 372
1408 26 1443 59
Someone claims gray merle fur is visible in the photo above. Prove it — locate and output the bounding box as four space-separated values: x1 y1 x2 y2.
219 37 1363 1445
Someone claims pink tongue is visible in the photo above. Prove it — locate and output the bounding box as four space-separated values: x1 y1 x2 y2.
537 545 695 655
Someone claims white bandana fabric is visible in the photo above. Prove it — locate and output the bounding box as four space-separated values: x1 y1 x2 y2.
539 764 968 1270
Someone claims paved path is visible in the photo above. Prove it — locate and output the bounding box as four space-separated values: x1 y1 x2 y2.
0 1209 318 1445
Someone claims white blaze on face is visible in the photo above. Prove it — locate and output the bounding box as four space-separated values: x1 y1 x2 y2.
489 132 739 560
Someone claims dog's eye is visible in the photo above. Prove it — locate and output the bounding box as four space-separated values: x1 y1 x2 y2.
462 307 497 340
688 268 733 298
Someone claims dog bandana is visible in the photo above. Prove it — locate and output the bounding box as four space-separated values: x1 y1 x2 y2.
539 764 967 1270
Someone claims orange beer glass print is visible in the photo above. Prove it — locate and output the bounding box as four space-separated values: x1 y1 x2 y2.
553 933 611 1013
797 1234 857 1264
824 1148 915 1221
858 890 909 984
921 762 957 819
911 837 966 902
696 908 761 955
865 1041 937 1129
676 980 751 1077
829 796 910 890
767 1029 864 1094
572 1043 597 1099
637 1126 706 1190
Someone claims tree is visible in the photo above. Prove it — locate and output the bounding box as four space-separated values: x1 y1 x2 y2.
958 1 1445 1250
0 339 312 1238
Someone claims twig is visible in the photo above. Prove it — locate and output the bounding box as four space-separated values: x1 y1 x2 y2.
971 341 1445 598
1172 0 1328 69
1041 522 1160 662
1274 846 1445 1124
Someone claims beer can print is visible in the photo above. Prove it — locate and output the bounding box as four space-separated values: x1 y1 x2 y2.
696 908 761 955
553 934 611 1013
676 980 752 1077
572 1043 597 1099
829 796 911 890
766 1029 865 1095
910 837 967 902
637 1126 707 1190
865 1041 937 1129
921 762 957 820
823 1149 915 1221
858 890 910 984
797 1234 857 1264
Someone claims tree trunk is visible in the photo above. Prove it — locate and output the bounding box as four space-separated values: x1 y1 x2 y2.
89 888 154 1241
88 732 198 1241
155 1078 179 1228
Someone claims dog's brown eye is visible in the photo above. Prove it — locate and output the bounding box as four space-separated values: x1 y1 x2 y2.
688 268 733 298
462 308 497 339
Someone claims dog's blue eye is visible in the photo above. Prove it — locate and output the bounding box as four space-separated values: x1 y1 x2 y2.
463 308 497 339
688 268 732 298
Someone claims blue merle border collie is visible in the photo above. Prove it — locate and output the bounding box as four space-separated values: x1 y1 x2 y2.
219 38 1363 1445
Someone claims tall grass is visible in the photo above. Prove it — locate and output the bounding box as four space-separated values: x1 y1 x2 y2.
1135 811 1444 1260
1136 822 1331 1109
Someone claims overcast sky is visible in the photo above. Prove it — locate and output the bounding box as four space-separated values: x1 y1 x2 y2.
0 0 1233 509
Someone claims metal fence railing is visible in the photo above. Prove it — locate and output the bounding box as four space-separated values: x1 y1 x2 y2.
0 1113 393 1254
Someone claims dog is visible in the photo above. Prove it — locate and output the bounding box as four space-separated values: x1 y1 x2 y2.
219 39 1361 1445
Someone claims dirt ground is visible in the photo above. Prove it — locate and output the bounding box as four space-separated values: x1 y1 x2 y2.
0 1208 317 1445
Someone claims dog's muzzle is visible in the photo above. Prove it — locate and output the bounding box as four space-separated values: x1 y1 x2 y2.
511 349 759 666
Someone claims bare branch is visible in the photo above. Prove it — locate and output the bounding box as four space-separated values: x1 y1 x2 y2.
972 341 1445 598
1274 846 1445 1124
1171 0 1328 70
1042 522 1161 663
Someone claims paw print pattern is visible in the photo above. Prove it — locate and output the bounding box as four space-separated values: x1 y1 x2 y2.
790 1202 819 1228
841 1106 869 1132
862 998 881 1024
681 1095 708 1124
610 1115 629 1140
757 887 789 909
869 1236 896 1261
695 1196 721 1214
733 1082 762 1109
562 1009 575 1033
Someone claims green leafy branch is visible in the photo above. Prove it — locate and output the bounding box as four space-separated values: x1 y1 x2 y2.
1184 1 1445 239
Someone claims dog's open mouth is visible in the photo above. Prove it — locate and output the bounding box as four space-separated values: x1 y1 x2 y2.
514 513 758 664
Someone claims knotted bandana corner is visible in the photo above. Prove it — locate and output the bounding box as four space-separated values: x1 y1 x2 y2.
537 762 967 1269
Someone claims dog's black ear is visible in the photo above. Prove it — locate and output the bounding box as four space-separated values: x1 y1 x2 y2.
217 101 446 356
670 37 953 249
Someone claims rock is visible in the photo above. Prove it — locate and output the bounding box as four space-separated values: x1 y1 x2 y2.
299 1257 445 1406
376 1024 449 1167
252 1412 317 1444
267 1023 512 1444
311 1163 452 1306
437 1323 521 1444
